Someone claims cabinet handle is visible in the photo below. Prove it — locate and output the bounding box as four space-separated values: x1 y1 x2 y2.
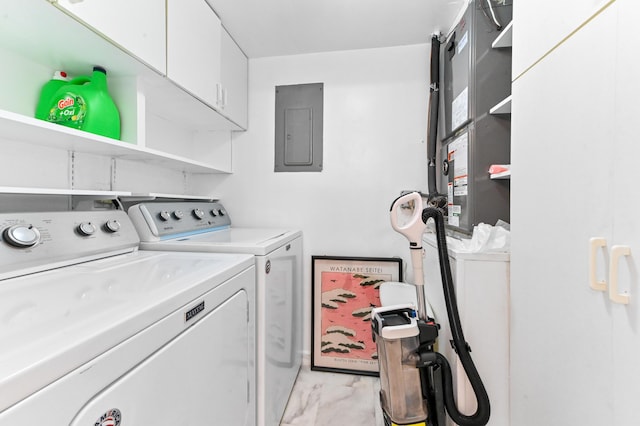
589 237 607 291
609 245 631 305
216 83 223 108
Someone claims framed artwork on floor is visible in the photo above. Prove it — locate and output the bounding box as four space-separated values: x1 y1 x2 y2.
311 255 403 376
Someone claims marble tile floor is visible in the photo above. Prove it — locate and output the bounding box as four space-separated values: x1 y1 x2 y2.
280 364 384 426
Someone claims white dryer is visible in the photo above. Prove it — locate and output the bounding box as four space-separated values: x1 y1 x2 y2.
0 208 256 425
128 201 303 426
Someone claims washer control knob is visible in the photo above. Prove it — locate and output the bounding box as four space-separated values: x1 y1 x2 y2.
77 222 97 236
218 209 225 216
193 208 205 220
173 210 184 220
104 219 121 233
3 225 40 248
159 211 171 221
210 209 218 217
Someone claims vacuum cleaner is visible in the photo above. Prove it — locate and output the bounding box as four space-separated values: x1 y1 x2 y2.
372 191 491 426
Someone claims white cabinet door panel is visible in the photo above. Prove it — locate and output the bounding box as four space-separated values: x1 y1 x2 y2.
54 0 166 73
221 28 248 129
167 0 222 108
510 4 616 425
611 1 640 424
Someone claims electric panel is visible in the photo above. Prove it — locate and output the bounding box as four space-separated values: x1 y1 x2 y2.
275 83 323 172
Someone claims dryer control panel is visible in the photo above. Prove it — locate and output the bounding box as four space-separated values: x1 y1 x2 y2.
128 202 232 241
0 210 140 280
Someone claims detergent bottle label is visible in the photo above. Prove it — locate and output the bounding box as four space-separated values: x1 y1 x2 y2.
47 92 87 129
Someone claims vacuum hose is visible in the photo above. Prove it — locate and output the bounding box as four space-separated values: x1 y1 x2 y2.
426 34 447 211
427 34 440 197
422 207 491 426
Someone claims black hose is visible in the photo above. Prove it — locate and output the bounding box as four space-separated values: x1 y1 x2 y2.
426 36 448 212
422 207 491 426
427 34 441 197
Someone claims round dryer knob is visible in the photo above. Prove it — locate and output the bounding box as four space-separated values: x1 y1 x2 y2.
218 209 225 216
77 222 97 236
210 209 218 217
3 224 41 248
173 210 184 220
192 208 205 220
104 219 121 233
158 211 171 221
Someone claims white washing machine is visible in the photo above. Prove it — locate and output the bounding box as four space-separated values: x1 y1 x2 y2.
0 208 256 425
128 201 303 426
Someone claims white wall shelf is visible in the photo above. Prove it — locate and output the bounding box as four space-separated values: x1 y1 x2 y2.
490 95 512 115
0 109 229 174
125 193 218 201
490 169 511 180
0 187 131 196
492 20 513 49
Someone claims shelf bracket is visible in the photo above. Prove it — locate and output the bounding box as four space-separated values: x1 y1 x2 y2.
110 158 117 192
68 151 76 191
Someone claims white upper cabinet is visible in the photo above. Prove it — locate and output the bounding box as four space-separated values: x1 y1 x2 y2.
510 2 640 424
0 0 248 191
50 0 247 129
52 0 166 74
0 0 245 183
167 0 222 109
220 29 248 129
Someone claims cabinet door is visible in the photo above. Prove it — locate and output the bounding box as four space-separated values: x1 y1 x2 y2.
220 28 248 129
510 4 616 425
611 1 640 424
53 0 166 73
422 236 510 426
167 0 222 109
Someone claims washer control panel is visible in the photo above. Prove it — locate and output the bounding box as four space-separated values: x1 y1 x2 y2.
128 202 231 241
0 210 139 280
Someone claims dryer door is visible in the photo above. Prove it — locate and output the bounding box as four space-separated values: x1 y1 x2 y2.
70 290 251 426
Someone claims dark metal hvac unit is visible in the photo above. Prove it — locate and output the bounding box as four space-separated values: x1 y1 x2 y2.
438 0 512 234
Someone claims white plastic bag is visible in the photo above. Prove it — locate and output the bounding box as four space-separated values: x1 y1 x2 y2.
451 221 510 253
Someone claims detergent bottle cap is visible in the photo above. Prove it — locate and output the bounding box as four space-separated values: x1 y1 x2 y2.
93 66 107 75
52 71 69 81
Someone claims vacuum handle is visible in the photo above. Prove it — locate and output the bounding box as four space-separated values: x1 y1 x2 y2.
390 192 426 248
390 191 428 319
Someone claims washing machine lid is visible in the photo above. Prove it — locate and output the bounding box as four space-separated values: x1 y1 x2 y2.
0 250 253 413
141 227 302 255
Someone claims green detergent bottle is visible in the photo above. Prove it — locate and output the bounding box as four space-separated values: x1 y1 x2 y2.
35 71 70 121
46 66 121 140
